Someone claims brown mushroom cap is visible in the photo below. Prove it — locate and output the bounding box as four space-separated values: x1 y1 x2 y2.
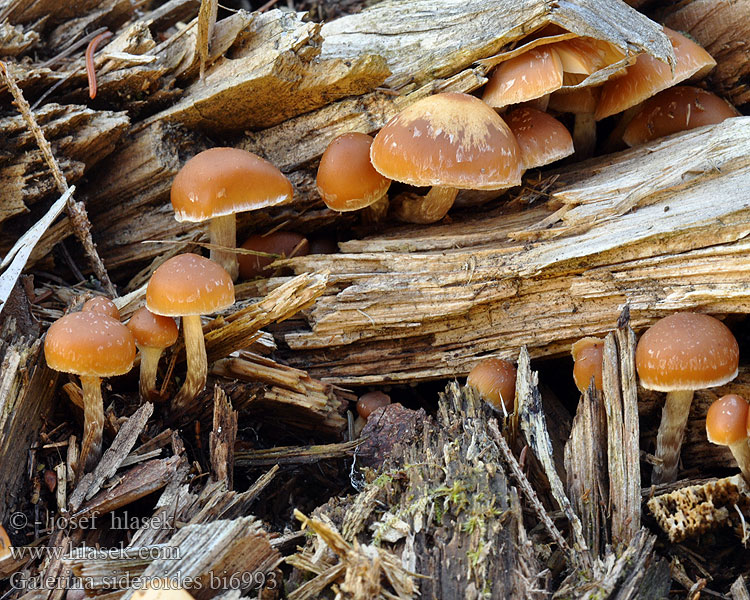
706 394 749 446
316 133 391 211
550 37 625 75
45 312 136 377
622 86 739 146
371 92 522 190
238 232 309 280
146 253 235 317
572 337 604 392
505 107 574 169
82 296 121 320
482 47 564 109
635 312 738 392
548 86 600 115
356 391 391 419
0 524 11 560
467 358 517 413
170 147 293 222
596 28 716 120
127 307 179 349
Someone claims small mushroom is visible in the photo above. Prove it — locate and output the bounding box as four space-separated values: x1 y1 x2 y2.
0 524 11 561
549 87 601 158
482 47 564 109
354 391 391 436
636 312 739 484
81 296 120 320
127 307 179 401
238 232 309 280
706 394 750 481
146 254 235 414
549 37 624 77
571 337 604 393
622 86 739 146
45 311 136 471
370 92 522 224
467 358 517 415
505 107 574 169
316 132 391 220
170 148 293 281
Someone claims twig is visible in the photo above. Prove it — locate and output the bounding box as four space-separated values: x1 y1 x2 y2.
0 61 117 297
86 30 113 99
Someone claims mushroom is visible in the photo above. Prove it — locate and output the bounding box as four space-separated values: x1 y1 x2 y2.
622 86 739 146
0 524 11 561
571 337 604 393
316 132 391 220
146 253 234 414
596 27 716 120
548 87 601 159
354 391 391 436
238 231 309 280
482 47 564 110
467 358 517 415
706 394 750 481
45 311 136 471
127 307 179 401
505 107 574 169
549 37 625 77
170 148 293 281
370 92 522 224
82 296 120 320
635 312 739 484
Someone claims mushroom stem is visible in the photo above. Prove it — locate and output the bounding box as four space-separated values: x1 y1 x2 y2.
361 193 390 224
209 215 238 281
728 439 750 482
79 375 104 472
573 113 596 159
392 186 459 224
652 388 694 484
171 314 207 415
138 346 165 401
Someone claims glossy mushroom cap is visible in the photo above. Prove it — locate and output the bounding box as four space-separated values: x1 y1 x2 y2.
548 87 600 114
596 28 716 120
505 107 574 169
635 312 738 392
170 148 293 222
82 296 121 320
0 524 11 560
45 312 136 376
238 232 309 280
316 133 391 211
572 337 604 393
127 307 179 349
550 37 625 76
467 358 517 413
622 86 739 146
706 394 749 446
146 253 235 317
371 92 522 190
356 391 391 419
482 47 564 109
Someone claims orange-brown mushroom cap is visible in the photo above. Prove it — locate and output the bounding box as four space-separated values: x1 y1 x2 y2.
316 133 391 212
356 391 391 419
622 86 739 146
146 253 235 317
45 312 136 377
505 107 574 169
127 307 179 349
467 358 517 413
170 148 293 222
82 296 121 320
572 337 604 393
482 47 564 109
635 312 738 392
371 92 522 190
238 232 309 280
550 37 625 76
706 394 749 446
596 28 716 120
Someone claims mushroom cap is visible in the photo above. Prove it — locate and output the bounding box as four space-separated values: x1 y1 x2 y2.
550 37 625 75
482 47 564 109
0 525 11 560
356 391 391 419
238 232 309 280
45 312 136 377
316 133 391 211
706 394 749 446
596 28 716 120
548 86 600 115
571 336 604 393
146 253 235 317
170 147 293 222
370 92 522 190
505 107 574 169
82 296 121 320
622 86 739 146
127 307 179 349
467 358 517 413
635 312 738 392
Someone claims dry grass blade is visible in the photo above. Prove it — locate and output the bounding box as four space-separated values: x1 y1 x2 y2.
235 440 361 467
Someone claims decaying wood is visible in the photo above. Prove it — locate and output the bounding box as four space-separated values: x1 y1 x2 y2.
235 439 360 467
209 387 237 488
